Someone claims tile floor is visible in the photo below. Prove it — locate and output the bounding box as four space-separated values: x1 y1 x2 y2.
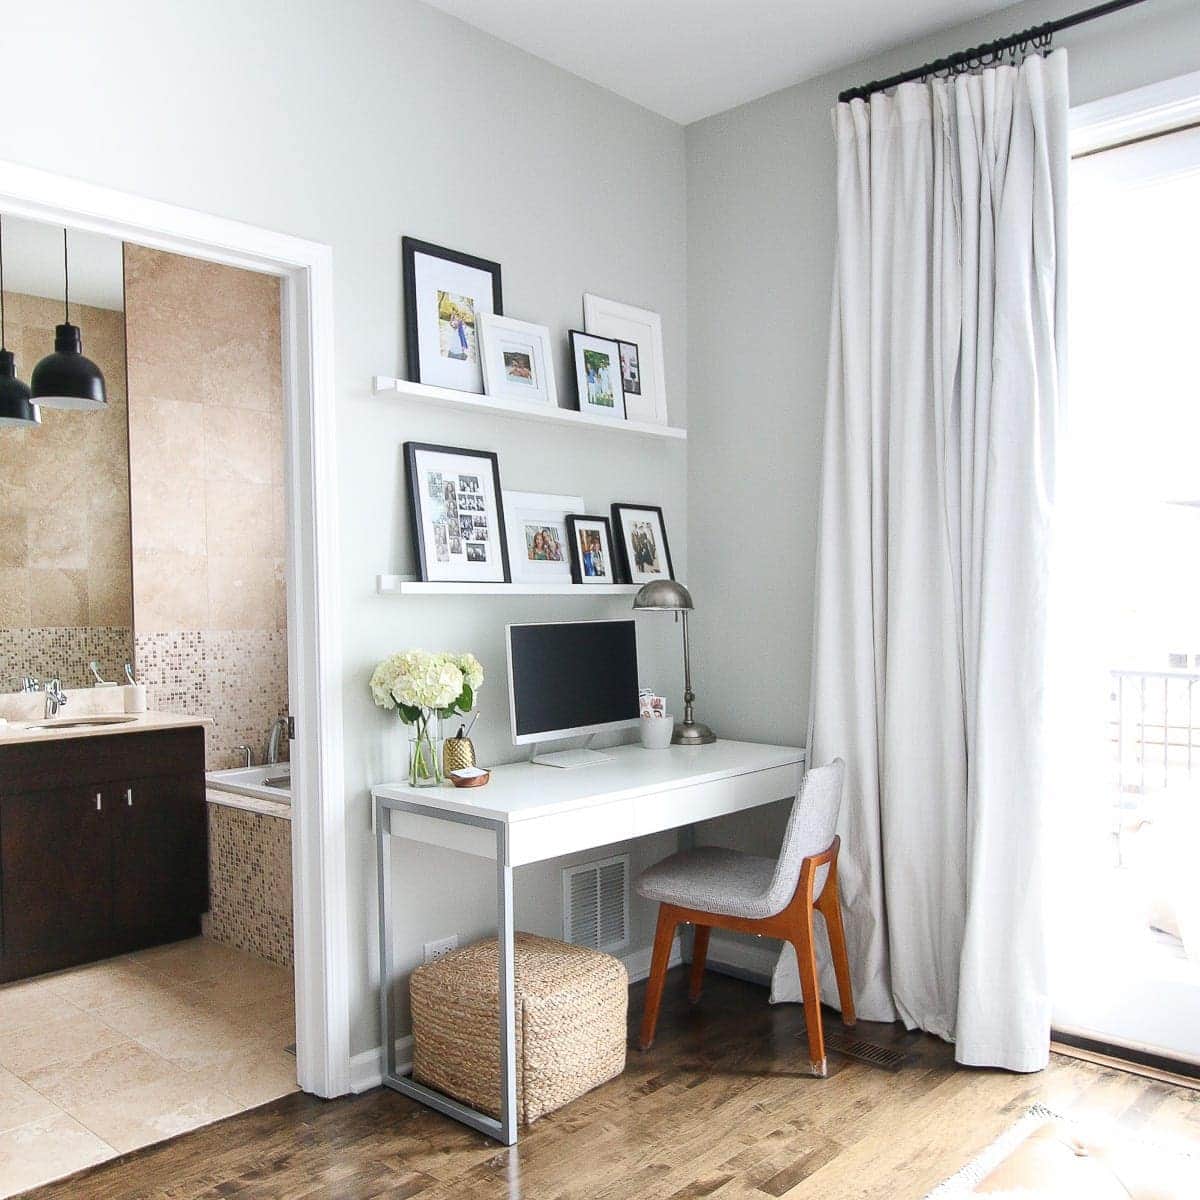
0 938 296 1198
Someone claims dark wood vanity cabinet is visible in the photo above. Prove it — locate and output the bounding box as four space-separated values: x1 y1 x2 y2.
0 726 208 982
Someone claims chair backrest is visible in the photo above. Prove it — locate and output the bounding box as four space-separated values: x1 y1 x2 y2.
766 758 845 908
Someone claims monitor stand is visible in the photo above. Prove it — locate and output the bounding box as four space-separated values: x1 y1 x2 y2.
530 737 612 769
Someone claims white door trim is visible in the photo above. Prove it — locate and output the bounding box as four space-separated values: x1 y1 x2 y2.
0 159 350 1097
1071 68 1200 155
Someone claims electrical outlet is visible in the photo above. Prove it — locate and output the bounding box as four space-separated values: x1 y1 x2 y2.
423 935 458 964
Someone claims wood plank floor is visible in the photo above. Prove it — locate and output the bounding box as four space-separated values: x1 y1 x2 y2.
25 968 1200 1199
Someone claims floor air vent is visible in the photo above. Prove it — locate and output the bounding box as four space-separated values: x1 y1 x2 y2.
817 1030 907 1071
563 854 629 953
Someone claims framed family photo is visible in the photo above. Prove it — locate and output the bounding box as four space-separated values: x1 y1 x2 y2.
502 491 581 584
583 294 668 425
405 442 510 583
402 238 503 394
478 314 558 408
611 503 674 585
569 330 626 421
566 514 617 586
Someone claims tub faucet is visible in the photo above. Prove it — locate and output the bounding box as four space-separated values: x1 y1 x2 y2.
44 678 67 718
20 674 40 693
265 715 289 765
233 744 254 768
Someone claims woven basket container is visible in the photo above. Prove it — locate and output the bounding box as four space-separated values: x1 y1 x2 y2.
410 932 627 1125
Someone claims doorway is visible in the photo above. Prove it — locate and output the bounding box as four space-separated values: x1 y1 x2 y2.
1049 113 1200 1067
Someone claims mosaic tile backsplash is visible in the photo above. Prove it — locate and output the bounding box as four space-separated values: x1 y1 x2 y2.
0 626 133 691
136 629 289 770
208 802 293 966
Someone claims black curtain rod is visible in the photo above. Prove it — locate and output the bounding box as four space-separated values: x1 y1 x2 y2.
837 0 1149 104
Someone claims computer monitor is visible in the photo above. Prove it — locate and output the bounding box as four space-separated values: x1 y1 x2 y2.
506 619 640 765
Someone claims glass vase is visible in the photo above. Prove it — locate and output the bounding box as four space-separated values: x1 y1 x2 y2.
408 716 443 788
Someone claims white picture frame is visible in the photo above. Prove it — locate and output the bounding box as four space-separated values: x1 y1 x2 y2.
502 490 583 584
583 293 668 425
478 313 558 408
568 330 627 421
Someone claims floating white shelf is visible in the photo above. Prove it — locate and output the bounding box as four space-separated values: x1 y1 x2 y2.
372 376 687 441
377 575 641 597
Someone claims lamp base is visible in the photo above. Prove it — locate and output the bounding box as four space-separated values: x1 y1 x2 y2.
672 720 716 746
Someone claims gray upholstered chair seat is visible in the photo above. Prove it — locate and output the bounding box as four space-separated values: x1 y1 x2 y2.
635 846 786 920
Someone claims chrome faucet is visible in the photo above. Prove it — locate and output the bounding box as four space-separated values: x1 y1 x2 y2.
20 674 41 694
265 715 289 765
233 744 254 768
44 678 67 718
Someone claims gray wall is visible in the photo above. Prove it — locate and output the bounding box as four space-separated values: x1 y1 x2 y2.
0 0 687 1058
684 0 1200 867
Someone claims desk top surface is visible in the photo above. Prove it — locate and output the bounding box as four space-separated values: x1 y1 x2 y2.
372 739 805 824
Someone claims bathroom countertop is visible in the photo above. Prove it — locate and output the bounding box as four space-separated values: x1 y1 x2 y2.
0 710 212 748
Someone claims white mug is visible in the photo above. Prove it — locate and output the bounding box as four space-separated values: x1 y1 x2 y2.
640 714 674 750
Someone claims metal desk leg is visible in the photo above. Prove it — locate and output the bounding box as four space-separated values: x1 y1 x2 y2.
376 796 396 1079
496 823 517 1145
677 822 696 963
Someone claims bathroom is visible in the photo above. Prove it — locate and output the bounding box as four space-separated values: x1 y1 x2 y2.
0 214 297 1190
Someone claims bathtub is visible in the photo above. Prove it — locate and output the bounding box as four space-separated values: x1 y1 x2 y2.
206 763 291 817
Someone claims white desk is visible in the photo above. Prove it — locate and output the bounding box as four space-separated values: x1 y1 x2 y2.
373 739 805 1145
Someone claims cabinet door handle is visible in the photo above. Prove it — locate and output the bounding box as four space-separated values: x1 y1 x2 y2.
95 793 102 812
125 788 133 807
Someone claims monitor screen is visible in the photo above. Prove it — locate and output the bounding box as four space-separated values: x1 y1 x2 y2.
507 620 640 743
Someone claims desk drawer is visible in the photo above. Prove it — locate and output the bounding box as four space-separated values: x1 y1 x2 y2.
631 763 801 837
509 799 635 866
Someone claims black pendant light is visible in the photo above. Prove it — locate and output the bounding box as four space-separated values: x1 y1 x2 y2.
0 214 40 428
30 228 107 411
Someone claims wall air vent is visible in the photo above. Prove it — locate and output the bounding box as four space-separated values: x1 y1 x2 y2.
562 853 629 953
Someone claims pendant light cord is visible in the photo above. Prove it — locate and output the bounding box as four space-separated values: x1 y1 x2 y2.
62 228 69 325
0 214 6 350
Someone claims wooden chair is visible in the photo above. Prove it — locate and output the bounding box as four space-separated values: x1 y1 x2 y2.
634 758 855 1076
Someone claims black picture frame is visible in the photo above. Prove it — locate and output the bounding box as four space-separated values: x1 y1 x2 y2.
617 339 642 397
404 442 511 583
565 514 617 585
568 329 627 420
402 237 503 389
611 503 675 584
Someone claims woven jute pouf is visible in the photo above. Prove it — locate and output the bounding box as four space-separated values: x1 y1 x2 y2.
410 932 628 1125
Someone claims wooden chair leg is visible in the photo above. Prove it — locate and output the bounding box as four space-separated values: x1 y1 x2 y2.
639 906 677 1050
688 925 711 1003
791 906 826 1076
816 868 856 1028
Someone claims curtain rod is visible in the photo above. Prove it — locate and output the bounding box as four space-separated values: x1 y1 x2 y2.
837 0 1149 104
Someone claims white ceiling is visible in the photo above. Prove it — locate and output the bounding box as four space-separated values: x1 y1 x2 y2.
1 215 124 312
422 0 1015 124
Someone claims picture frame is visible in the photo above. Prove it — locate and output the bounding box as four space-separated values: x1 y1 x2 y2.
405 442 510 583
611 503 674 585
569 330 627 421
478 313 558 408
402 237 503 394
566 514 617 586
583 294 668 425
502 491 582 584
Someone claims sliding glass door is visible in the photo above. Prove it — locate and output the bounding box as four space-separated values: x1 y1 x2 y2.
1049 121 1200 1066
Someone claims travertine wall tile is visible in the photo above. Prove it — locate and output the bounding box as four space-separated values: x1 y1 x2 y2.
0 292 132 656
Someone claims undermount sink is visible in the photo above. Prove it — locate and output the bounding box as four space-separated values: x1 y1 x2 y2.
24 715 140 730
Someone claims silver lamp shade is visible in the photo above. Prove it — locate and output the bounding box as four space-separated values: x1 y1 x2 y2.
633 580 716 745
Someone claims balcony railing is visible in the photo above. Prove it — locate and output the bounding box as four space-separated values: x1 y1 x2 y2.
1109 669 1200 796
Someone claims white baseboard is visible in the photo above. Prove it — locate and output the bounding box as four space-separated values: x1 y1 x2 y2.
351 941 685 1093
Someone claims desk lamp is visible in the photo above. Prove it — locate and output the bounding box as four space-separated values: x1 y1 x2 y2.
633 580 715 745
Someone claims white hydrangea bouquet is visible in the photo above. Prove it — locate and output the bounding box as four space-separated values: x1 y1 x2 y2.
370 650 484 786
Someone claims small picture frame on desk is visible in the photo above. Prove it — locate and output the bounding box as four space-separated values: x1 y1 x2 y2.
566 514 617 585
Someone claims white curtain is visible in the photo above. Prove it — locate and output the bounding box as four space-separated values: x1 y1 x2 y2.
772 51 1069 1072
